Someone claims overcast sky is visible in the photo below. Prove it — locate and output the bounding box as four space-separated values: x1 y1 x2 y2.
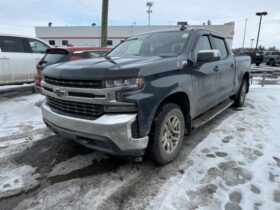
0 0 279 49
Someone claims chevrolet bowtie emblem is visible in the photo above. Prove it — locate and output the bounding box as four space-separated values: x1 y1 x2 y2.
53 88 67 97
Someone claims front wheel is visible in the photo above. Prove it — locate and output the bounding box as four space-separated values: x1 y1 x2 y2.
149 103 185 165
270 59 275 66
255 62 260 66
234 78 248 107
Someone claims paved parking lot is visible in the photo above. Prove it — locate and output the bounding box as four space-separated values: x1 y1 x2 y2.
0 66 280 210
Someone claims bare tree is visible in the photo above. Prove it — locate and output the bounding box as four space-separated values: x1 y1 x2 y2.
268 46 278 51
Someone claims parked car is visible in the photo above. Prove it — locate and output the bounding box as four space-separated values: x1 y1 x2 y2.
41 29 250 165
264 51 280 66
263 51 272 56
34 47 111 93
238 51 263 66
0 34 50 85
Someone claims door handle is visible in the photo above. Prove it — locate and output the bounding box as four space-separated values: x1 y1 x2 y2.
213 66 219 72
230 63 234 68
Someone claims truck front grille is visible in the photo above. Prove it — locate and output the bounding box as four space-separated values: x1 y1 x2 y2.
47 96 104 119
44 76 103 88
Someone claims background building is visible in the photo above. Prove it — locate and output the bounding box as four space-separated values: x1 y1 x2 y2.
35 22 234 48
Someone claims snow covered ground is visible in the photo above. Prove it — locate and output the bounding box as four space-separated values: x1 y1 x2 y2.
148 85 280 210
0 79 280 210
0 93 46 138
0 93 54 160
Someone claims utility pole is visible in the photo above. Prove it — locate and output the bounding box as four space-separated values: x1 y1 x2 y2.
242 18 247 49
146 2 153 31
250 39 254 49
101 0 109 47
255 12 267 51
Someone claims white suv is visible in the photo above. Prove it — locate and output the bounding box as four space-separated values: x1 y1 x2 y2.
0 34 50 85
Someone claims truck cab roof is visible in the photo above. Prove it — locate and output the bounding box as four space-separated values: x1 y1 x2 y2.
133 28 226 39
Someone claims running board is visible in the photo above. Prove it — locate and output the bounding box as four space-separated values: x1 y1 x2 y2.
192 100 234 129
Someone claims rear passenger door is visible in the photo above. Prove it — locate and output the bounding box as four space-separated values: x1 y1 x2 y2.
0 36 33 84
211 36 235 100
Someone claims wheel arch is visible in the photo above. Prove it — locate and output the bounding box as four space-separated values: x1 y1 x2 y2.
154 92 192 134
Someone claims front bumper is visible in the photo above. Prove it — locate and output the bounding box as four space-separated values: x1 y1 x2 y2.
41 102 149 156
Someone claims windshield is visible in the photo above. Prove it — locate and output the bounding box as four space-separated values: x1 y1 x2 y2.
108 31 189 57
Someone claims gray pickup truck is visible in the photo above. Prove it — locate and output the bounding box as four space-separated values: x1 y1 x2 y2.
264 51 280 66
41 28 251 165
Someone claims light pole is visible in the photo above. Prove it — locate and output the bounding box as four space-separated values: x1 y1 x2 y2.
250 39 255 49
255 11 267 50
146 2 153 31
242 18 247 49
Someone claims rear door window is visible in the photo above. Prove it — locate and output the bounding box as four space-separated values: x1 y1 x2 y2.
213 37 228 59
28 38 49 53
0 36 25 53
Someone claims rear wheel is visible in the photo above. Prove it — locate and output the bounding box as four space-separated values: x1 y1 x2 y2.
234 78 248 107
256 62 260 66
149 103 185 165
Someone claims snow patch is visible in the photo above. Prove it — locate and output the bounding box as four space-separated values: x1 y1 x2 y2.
0 138 26 148
0 128 54 160
0 165 40 199
0 94 45 138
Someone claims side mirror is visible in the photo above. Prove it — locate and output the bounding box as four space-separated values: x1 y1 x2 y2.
197 50 220 63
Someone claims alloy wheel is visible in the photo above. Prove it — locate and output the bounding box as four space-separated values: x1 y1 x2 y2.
162 116 181 153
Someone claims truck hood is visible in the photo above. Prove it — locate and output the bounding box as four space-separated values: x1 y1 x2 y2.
43 56 163 80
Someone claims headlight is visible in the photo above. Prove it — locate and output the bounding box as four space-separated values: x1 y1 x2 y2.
105 78 144 89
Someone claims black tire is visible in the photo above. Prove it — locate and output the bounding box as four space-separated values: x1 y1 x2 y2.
266 62 269 65
149 103 185 165
234 78 248 107
255 62 260 66
270 59 275 66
